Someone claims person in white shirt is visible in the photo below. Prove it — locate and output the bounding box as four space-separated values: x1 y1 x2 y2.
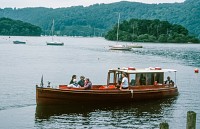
121 73 129 90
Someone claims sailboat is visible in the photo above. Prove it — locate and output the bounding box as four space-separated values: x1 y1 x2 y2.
46 19 64 46
126 24 143 48
109 13 131 51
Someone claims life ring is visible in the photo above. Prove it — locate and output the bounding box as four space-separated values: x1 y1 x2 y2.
128 67 136 70
155 67 162 70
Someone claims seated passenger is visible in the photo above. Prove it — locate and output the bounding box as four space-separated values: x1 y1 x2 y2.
68 75 79 88
78 76 85 87
130 79 135 86
165 76 174 86
139 74 146 85
69 75 76 84
84 78 92 90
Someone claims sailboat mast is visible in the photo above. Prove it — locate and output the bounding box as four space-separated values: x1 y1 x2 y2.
51 19 54 41
116 13 120 42
133 24 134 36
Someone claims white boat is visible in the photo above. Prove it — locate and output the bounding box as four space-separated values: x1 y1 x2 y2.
46 19 64 46
110 44 132 51
109 13 131 51
127 44 143 48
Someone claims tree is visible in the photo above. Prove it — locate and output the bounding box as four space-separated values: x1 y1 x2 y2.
105 18 200 43
0 17 42 36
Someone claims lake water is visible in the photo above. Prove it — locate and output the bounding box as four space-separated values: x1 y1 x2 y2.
0 36 200 129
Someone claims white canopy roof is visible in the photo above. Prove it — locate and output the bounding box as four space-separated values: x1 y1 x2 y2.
109 67 177 74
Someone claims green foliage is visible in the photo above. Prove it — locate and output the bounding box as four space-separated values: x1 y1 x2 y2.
0 0 199 39
105 19 200 43
0 17 42 36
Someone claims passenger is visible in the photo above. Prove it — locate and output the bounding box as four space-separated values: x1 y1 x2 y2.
78 76 85 87
84 78 92 90
120 73 128 90
139 74 146 85
68 75 79 88
69 75 76 84
130 79 135 86
165 76 174 86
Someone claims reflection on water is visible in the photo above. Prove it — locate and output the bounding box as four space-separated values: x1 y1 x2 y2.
134 44 200 67
35 98 177 128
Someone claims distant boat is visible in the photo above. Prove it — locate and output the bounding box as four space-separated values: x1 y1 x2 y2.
13 40 26 44
110 44 131 51
109 13 131 51
46 19 64 46
127 44 143 48
46 41 64 46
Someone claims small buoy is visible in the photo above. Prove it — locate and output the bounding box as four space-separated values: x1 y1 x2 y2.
194 68 199 73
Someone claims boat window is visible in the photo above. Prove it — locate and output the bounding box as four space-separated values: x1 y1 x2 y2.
116 72 122 85
135 74 140 86
146 73 154 85
140 73 146 85
154 73 164 84
135 73 147 86
135 73 164 86
129 74 136 86
109 72 115 84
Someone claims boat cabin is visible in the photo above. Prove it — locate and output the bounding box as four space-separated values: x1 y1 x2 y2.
107 67 176 87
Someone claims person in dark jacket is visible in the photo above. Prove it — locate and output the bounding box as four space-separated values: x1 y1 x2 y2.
139 74 146 85
165 76 174 86
78 76 85 87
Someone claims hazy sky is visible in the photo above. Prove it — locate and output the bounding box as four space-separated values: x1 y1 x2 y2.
1 0 185 8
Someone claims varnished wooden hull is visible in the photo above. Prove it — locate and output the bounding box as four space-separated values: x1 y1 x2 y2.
36 85 178 105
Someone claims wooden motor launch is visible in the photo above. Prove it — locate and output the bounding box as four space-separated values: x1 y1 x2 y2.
36 67 179 105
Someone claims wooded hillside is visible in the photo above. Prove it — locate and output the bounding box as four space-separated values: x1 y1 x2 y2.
0 0 199 38
0 17 42 36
